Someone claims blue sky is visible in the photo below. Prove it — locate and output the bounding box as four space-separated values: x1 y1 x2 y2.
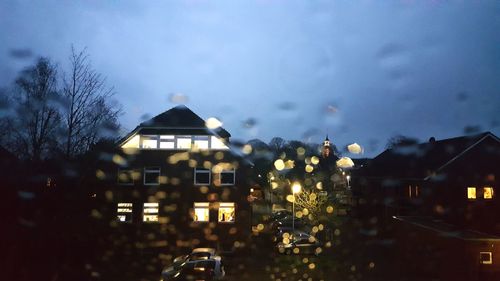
1 0 499 156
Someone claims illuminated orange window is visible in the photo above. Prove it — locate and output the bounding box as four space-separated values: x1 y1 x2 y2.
483 187 494 199
467 187 476 199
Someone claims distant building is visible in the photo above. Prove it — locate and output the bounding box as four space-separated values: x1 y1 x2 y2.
354 132 500 234
99 105 253 251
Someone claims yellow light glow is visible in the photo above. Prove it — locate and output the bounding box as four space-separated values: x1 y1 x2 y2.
242 144 253 154
484 187 494 199
121 135 140 148
218 202 235 222
336 157 354 168
205 117 223 129
347 143 363 154
194 202 209 222
467 187 476 199
326 205 334 213
292 182 302 194
311 156 319 165
274 159 285 171
305 165 314 173
316 182 323 190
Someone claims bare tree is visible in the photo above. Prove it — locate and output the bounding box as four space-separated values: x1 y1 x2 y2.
293 189 328 224
8 57 62 161
62 46 120 157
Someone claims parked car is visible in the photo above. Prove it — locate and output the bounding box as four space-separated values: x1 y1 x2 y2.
276 233 322 255
268 210 292 222
273 227 310 242
268 215 307 232
162 248 225 280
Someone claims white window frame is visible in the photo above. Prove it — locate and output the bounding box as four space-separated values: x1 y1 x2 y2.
193 135 211 150
143 202 159 222
140 135 159 149
219 169 236 186
193 202 210 222
144 167 161 186
176 135 193 149
480 252 493 264
218 202 235 223
159 135 176 149
194 168 211 186
117 202 133 223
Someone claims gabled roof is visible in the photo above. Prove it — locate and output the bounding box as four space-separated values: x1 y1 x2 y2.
118 105 230 145
362 132 500 180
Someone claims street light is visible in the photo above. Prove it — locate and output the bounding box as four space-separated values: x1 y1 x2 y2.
291 182 302 233
346 175 351 189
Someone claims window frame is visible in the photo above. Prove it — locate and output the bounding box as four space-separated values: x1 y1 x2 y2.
143 202 159 223
159 135 175 149
140 135 159 149
218 202 236 223
144 167 161 186
480 252 493 265
193 202 210 222
483 187 494 199
467 187 477 200
117 202 133 223
193 135 210 150
176 135 193 150
194 168 211 186
219 169 236 186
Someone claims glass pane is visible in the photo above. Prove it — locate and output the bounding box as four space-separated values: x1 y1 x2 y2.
484 187 494 199
467 187 476 199
177 137 192 149
220 171 235 185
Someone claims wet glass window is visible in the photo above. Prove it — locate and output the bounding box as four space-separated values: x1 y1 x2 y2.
194 168 210 185
144 167 160 185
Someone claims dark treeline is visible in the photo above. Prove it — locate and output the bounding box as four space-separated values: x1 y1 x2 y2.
1 46 122 281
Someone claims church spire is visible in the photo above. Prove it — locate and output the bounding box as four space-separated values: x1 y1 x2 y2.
322 134 331 158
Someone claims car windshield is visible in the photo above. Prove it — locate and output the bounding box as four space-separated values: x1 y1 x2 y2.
3 2 499 281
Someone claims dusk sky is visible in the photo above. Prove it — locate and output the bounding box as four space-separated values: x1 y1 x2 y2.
1 0 499 157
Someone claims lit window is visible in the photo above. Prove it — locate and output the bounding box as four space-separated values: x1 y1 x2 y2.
141 135 158 149
177 136 192 149
144 167 160 185
194 202 209 222
218 202 235 223
117 203 133 222
118 169 135 185
194 168 211 185
220 169 235 185
121 135 140 148
484 187 494 199
480 252 492 264
211 136 229 150
193 136 210 150
159 135 175 149
408 185 412 198
143 202 159 222
467 187 476 199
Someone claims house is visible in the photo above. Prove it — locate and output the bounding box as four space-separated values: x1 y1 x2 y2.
353 132 500 234
99 105 253 252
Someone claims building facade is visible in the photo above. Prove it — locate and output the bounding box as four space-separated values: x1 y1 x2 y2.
99 105 252 251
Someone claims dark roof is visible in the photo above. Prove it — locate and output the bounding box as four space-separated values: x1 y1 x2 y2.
362 132 500 180
118 105 230 145
394 216 500 241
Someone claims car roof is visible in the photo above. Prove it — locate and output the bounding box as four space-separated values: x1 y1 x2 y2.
191 248 216 255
